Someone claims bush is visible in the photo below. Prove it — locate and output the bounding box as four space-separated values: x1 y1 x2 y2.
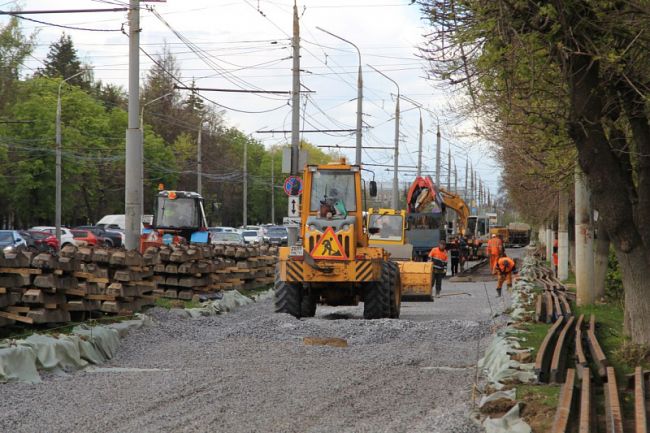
606 248 624 304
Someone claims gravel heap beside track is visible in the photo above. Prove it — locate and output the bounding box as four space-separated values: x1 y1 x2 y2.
1 266 512 433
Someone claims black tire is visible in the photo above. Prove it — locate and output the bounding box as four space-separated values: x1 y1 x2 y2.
363 262 392 319
274 264 302 318
103 239 113 248
388 262 401 319
300 288 317 318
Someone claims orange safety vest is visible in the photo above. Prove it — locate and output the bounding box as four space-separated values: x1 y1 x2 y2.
428 247 448 262
487 238 502 255
496 256 515 274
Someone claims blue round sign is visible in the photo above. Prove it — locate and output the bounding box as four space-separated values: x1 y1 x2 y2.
283 176 303 196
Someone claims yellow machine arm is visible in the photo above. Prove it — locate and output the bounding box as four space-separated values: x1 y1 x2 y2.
439 188 470 235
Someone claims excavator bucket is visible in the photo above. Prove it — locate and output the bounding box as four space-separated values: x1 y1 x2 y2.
397 261 434 301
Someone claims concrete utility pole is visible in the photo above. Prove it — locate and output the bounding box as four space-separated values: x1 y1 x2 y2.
417 111 423 177
447 148 451 192
555 192 567 275
435 125 441 185
243 139 247 227
454 162 457 194
270 151 275 225
464 158 468 201
546 224 553 268
124 0 142 250
197 121 202 196
368 65 400 209
470 165 474 210
287 1 300 246
575 168 594 305
316 27 362 165
55 69 87 247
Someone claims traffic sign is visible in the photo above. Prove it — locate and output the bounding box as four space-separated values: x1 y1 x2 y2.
283 176 303 196
288 196 300 218
310 227 347 260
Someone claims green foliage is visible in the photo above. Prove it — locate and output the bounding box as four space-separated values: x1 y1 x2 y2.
606 248 624 304
37 33 90 89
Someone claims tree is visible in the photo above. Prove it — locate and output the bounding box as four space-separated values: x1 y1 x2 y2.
419 1 650 343
0 16 34 115
37 33 90 89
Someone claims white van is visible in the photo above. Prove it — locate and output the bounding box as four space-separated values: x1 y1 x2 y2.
96 214 153 230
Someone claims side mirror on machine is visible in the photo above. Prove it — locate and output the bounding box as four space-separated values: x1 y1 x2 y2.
369 180 377 197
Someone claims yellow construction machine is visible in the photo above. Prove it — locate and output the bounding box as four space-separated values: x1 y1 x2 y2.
275 159 401 319
367 208 435 301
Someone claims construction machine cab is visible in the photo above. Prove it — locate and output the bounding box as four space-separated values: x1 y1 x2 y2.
141 191 209 251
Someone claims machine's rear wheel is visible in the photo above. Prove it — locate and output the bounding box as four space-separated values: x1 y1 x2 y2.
274 265 302 318
300 288 317 317
363 262 392 319
388 262 401 319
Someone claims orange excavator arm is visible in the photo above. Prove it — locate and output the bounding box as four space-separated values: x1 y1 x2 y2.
406 176 442 213
438 188 470 235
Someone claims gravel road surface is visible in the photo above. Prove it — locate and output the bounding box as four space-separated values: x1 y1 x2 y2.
0 259 515 433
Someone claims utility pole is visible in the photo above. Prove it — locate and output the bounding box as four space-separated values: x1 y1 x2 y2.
124 0 142 250
464 158 468 202
416 111 423 177
197 121 202 196
447 149 451 191
453 162 457 194
557 190 569 281
368 65 400 209
243 139 247 227
288 0 300 245
435 125 441 186
575 168 594 305
316 27 362 165
271 151 275 225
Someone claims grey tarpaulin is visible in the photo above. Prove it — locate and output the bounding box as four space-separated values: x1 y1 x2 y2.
184 289 267 319
0 314 151 384
483 404 532 433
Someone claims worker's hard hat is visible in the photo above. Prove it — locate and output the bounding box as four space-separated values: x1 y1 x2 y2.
491 234 496 237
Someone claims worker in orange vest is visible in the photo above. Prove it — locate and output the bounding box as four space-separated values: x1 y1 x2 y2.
495 253 517 297
428 239 448 297
487 234 503 273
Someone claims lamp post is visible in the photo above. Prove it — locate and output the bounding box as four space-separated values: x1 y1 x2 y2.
316 27 363 165
368 65 400 210
140 92 174 213
56 69 87 247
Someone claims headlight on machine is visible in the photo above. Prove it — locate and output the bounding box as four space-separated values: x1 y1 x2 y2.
3 246 14 253
308 225 317 232
341 224 350 232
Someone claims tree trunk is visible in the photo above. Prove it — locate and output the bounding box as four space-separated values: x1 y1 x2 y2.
593 218 609 300
618 250 650 343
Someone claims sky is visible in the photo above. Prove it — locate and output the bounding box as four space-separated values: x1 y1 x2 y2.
4 0 501 195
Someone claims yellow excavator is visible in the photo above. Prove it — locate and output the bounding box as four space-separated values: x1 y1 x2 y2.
275 159 401 319
367 208 435 301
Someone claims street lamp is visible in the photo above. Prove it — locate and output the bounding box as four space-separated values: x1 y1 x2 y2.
56 69 87 247
368 65 400 210
140 92 174 214
316 27 363 166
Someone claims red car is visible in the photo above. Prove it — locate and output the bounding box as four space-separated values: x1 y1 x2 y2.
19 230 60 253
71 229 100 246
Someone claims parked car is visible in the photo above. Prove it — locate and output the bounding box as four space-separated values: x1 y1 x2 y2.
209 226 237 234
96 214 153 231
263 226 289 246
31 226 77 247
75 225 123 247
0 230 27 253
71 229 100 246
210 232 245 246
18 230 59 253
240 230 262 244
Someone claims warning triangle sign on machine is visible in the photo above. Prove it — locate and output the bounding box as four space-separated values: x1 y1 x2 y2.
310 227 348 260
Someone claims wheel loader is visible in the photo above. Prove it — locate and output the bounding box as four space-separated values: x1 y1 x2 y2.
367 208 435 301
274 159 401 319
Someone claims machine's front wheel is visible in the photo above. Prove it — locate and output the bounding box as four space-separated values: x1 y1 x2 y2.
274 265 302 318
388 262 401 319
300 288 317 318
363 262 392 319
